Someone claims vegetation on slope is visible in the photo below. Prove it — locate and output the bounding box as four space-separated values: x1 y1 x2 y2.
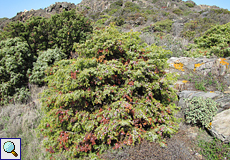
0 10 93 106
185 22 230 57
1 1 230 159
36 23 180 159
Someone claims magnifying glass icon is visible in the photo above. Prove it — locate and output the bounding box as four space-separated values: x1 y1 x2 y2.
3 141 18 157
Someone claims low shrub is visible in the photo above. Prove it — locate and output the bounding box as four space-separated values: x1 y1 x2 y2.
153 19 174 33
185 2 195 8
124 1 141 12
185 22 230 57
211 8 230 15
184 97 218 128
114 17 125 26
173 9 183 15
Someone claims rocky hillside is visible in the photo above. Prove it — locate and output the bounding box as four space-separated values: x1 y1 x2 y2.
0 2 77 30
1 0 230 42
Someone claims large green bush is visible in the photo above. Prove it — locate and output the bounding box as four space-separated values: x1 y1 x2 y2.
46 9 93 57
36 23 180 159
2 9 93 58
28 48 67 86
3 17 49 55
0 38 34 106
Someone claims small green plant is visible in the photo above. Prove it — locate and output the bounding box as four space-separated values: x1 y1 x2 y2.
195 81 206 91
182 31 196 40
185 3 195 8
184 97 218 128
108 9 118 15
114 17 125 26
216 82 226 92
198 138 230 160
124 1 141 12
173 9 183 15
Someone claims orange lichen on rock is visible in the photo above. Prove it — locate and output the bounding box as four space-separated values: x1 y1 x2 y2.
173 63 184 71
194 62 205 71
220 58 229 68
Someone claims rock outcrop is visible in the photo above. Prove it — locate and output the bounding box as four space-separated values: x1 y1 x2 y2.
166 56 230 143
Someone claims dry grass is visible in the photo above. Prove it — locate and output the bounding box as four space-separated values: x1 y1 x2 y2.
0 84 48 159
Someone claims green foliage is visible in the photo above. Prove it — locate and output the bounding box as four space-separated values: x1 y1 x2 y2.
114 17 125 26
173 9 183 15
45 9 93 57
181 18 216 42
3 17 50 55
124 2 141 12
114 0 123 6
29 48 67 85
211 8 230 15
185 22 230 57
107 0 123 15
153 19 174 33
184 97 218 128
95 19 107 25
194 22 230 57
108 9 118 16
182 31 196 40
126 13 147 26
185 3 195 8
0 38 33 105
2 9 93 58
198 138 230 160
37 23 180 159
194 81 206 91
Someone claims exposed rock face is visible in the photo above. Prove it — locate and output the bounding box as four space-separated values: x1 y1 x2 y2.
167 56 230 86
0 2 77 30
11 2 77 23
208 109 230 143
166 56 230 142
46 2 76 13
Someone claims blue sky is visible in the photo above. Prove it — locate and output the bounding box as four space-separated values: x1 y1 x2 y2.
1 0 230 19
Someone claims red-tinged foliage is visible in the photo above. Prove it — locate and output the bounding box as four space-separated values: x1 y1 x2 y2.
70 71 77 79
37 24 179 159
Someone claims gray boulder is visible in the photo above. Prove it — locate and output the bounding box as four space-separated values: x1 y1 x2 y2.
208 109 230 143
